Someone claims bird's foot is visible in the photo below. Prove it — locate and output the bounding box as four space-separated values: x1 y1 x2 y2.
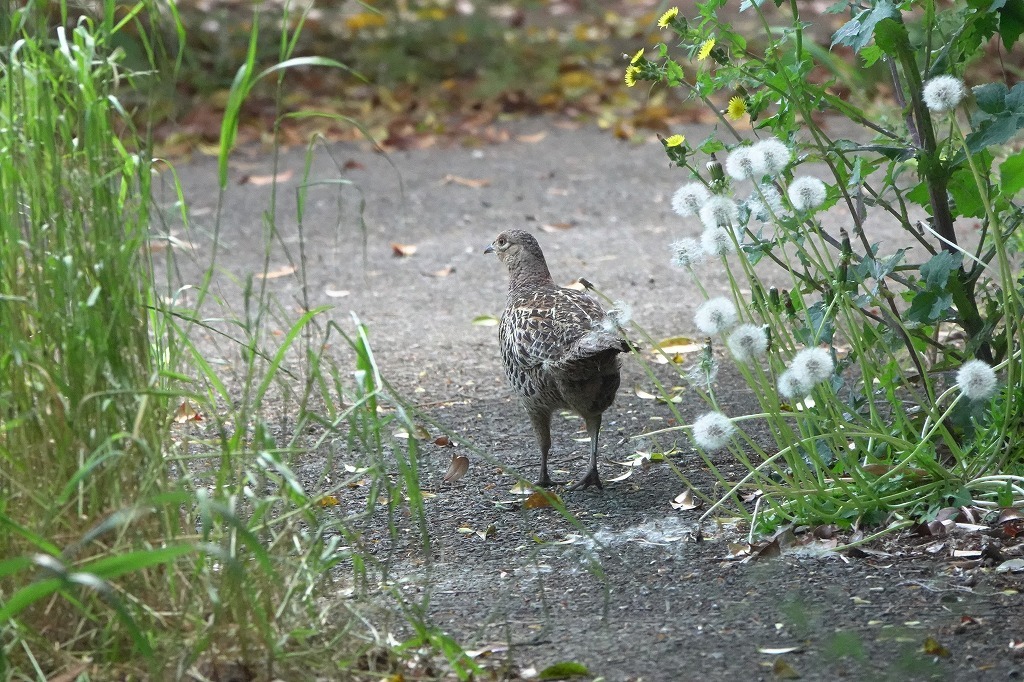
536 476 564 488
566 468 603 492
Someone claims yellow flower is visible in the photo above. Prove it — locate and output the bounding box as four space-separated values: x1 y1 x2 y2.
630 48 645 64
657 7 679 28
697 37 716 61
624 65 639 87
664 134 685 147
726 96 747 120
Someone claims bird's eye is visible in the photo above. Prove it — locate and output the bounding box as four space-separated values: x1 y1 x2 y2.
497 238 507 247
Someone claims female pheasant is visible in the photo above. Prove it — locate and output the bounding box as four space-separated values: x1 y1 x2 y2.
485 230 629 490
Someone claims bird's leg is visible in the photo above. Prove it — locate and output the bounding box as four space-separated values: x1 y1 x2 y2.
568 414 603 491
529 411 560 487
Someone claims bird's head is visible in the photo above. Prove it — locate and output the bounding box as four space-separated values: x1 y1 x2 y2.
484 230 546 272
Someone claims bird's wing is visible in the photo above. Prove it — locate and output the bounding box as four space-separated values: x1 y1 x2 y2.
501 287 623 370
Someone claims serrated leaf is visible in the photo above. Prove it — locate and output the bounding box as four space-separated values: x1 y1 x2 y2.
920 251 963 288
831 1 899 52
948 168 986 218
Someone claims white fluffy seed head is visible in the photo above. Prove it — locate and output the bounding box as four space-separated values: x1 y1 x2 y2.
753 137 792 176
787 176 828 212
725 146 765 181
672 182 711 217
691 411 736 451
727 324 769 363
699 195 739 230
602 301 633 331
777 369 810 401
670 238 706 268
746 184 784 223
694 296 738 335
701 227 735 257
790 347 835 386
956 358 998 401
923 75 967 113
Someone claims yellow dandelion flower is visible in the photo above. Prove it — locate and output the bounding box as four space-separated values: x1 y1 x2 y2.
697 37 716 61
726 96 747 120
657 7 679 28
624 65 639 87
664 134 685 147
630 48 645 64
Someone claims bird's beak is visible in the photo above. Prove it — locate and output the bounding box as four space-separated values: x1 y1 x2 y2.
483 243 495 255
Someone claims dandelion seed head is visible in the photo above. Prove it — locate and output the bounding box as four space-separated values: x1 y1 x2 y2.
746 184 784 223
699 195 739 230
923 75 966 113
725 146 765 181
602 301 633 331
701 226 735 257
686 356 720 388
790 347 834 386
727 324 769 363
670 238 706 268
956 358 998 401
694 297 738 335
671 182 710 218
787 176 828 212
692 411 735 451
753 137 791 176
777 369 810 401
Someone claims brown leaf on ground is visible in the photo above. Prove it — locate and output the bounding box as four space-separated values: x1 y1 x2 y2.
539 221 575 232
443 455 470 483
427 265 455 277
255 264 296 280
670 490 700 510
516 131 548 144
391 242 418 257
173 400 202 423
442 174 491 188
524 490 557 509
240 169 293 186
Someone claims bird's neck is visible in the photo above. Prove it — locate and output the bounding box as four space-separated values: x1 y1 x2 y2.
507 257 554 296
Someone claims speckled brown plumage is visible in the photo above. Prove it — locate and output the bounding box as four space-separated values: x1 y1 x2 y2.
485 229 628 490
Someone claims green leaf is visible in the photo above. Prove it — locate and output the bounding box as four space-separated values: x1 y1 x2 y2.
997 0 1024 49
965 113 1024 153
947 168 986 218
999 149 1024 196
873 17 911 57
831 0 899 52
907 291 954 324
973 82 1009 114
539 662 590 680
920 251 963 289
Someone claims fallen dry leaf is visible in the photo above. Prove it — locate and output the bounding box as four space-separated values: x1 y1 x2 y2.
476 524 497 540
427 265 455 277
443 454 470 483
472 314 499 326
173 400 202 423
922 636 950 657
318 495 339 507
325 288 350 298
391 242 418 257
772 657 801 679
670 490 701 510
434 435 454 447
342 159 364 170
255 264 296 280
516 131 548 144
524 490 557 509
656 335 702 354
633 386 657 400
539 221 575 233
240 169 294 186
442 174 491 188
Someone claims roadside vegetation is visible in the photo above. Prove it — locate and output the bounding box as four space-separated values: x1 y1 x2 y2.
626 0 1024 540
2 0 1022 678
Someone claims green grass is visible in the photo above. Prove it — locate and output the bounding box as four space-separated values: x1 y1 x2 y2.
0 3 474 678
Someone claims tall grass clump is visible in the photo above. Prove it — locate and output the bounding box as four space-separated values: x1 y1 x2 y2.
626 1 1024 533
1 3 474 679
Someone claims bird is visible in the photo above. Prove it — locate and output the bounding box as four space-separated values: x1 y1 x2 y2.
484 230 629 490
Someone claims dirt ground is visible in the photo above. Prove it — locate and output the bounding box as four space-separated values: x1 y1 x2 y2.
161 118 1024 681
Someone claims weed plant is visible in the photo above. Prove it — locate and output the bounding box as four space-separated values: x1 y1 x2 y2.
626 1 1024 534
0 2 473 679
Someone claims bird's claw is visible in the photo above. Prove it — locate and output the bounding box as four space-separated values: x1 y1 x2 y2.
566 469 603 492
